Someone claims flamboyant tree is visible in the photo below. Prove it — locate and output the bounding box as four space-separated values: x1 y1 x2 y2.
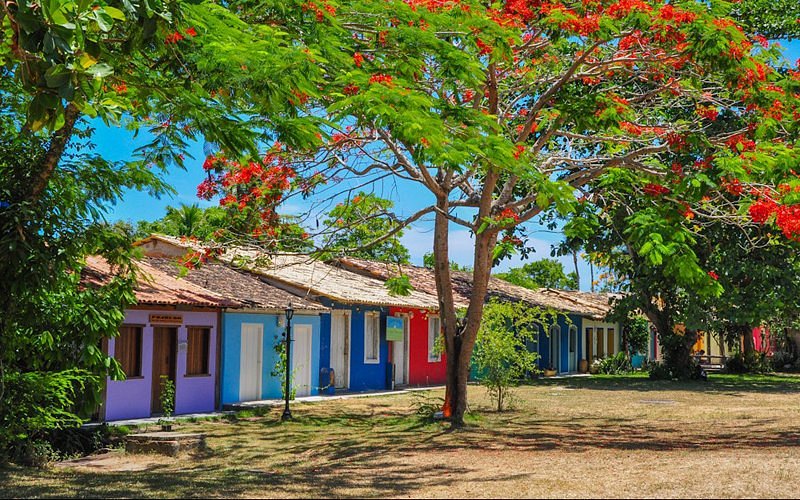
322 191 411 263
199 0 800 425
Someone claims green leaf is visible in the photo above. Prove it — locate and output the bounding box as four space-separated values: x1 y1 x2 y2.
86 63 114 78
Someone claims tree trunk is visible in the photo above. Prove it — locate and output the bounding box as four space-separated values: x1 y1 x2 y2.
742 325 755 358
572 250 580 289
28 103 80 202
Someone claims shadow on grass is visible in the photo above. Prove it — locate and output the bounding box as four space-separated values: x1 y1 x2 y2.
4 374 800 497
530 373 800 394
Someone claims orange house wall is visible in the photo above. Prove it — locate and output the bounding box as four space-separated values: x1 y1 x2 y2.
390 307 447 386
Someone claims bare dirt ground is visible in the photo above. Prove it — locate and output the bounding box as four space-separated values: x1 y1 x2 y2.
3 374 800 498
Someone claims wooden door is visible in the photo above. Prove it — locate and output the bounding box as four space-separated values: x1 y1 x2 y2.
607 327 616 356
330 311 350 389
151 326 177 415
292 324 313 397
585 327 594 361
239 323 263 402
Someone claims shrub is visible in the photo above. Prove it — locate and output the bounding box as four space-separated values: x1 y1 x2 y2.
597 352 632 375
724 352 773 374
646 361 672 380
473 299 560 412
623 316 650 356
0 369 93 464
770 351 795 372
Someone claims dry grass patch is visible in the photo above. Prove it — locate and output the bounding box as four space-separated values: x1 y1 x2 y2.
3 374 800 498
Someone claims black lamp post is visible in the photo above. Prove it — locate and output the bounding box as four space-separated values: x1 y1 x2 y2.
282 301 294 421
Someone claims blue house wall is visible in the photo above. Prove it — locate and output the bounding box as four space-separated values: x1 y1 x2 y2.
317 299 391 392
220 312 323 405
535 314 583 373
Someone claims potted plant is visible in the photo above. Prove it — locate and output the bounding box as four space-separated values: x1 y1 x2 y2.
157 375 175 432
543 364 557 377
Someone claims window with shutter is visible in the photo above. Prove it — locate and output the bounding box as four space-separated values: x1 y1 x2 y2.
116 325 142 377
187 327 211 375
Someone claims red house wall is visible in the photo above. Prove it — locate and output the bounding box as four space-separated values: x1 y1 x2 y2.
390 307 447 386
753 326 773 354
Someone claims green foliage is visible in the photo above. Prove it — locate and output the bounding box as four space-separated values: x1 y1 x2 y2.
0 369 93 465
0 117 162 461
646 361 673 381
473 299 559 412
623 316 651 356
596 353 632 375
271 331 296 400
323 192 410 263
734 0 800 38
159 376 175 418
385 275 414 296
724 352 773 374
495 259 579 291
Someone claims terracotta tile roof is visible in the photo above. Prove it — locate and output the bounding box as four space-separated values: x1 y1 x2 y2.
134 235 440 309
336 257 614 319
144 257 327 312
226 252 440 309
83 256 237 308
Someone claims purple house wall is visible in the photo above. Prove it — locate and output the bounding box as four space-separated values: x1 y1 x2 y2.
104 309 219 421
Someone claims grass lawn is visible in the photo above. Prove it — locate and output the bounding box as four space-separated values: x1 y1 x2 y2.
3 374 800 498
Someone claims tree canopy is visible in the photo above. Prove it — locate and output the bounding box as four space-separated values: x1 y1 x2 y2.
196 0 800 425
495 259 579 290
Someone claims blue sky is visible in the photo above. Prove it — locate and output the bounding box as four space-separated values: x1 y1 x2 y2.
102 40 800 290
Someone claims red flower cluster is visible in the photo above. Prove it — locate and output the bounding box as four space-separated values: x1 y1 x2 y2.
776 205 800 241
725 134 756 152
708 271 719 280
369 73 394 86
723 178 744 196
475 38 493 56
643 183 671 197
496 208 520 223
697 105 719 121
302 1 336 22
165 27 198 44
343 83 360 95
353 52 364 67
165 32 184 45
748 197 778 224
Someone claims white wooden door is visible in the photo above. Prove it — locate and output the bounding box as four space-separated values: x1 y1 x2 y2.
568 326 577 372
239 323 263 402
392 317 409 386
292 324 313 397
330 311 350 389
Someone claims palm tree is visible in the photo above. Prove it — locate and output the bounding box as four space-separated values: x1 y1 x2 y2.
165 203 204 237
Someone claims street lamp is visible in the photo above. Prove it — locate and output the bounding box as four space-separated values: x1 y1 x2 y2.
282 301 294 421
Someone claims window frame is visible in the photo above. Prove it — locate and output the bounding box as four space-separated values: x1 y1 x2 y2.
115 324 143 378
186 326 212 376
363 312 381 364
428 315 442 362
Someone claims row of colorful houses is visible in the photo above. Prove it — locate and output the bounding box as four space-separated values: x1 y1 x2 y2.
86 234 628 422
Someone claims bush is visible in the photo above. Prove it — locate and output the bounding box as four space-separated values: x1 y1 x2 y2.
473 299 559 412
597 352 632 375
647 361 672 380
724 352 772 374
771 351 795 372
0 369 94 464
